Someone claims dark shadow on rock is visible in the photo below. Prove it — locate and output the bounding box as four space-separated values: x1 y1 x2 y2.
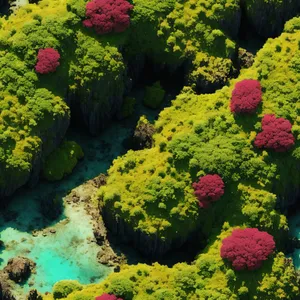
39 191 64 222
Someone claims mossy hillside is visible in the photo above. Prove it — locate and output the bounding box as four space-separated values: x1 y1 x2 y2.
99 18 300 249
1 0 299 195
52 226 299 300
42 140 84 181
0 0 128 193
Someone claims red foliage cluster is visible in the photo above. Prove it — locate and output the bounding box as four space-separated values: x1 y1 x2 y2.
254 114 295 152
35 48 60 74
192 174 225 208
220 228 275 271
230 79 262 114
83 0 134 35
95 294 123 300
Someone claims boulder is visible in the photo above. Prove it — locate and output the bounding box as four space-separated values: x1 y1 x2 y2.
27 289 42 300
4 257 36 283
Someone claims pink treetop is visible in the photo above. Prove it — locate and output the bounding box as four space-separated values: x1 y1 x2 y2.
35 48 60 74
95 294 123 300
254 114 295 152
83 0 134 35
220 228 275 271
230 79 262 114
192 174 225 208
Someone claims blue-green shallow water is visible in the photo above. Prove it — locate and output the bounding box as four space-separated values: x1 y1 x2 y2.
0 88 162 297
288 214 300 269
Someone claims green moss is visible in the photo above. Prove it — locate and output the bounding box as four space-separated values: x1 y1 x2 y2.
43 141 84 181
120 96 136 119
52 280 83 299
143 82 165 109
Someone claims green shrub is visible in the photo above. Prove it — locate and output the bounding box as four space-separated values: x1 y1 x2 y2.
143 82 165 109
52 280 83 299
43 141 84 181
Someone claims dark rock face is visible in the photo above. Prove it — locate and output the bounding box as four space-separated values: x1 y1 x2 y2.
27 289 42 300
0 273 16 300
4 257 36 283
39 192 63 221
276 185 300 213
102 206 193 258
93 224 106 245
66 76 125 136
219 4 241 39
0 112 70 201
241 0 300 37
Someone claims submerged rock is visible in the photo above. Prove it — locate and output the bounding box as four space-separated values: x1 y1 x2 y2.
97 244 125 269
4 257 36 283
93 224 106 245
27 289 42 300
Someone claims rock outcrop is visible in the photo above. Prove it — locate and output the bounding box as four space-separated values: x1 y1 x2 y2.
102 205 197 258
132 116 156 150
0 272 16 300
0 111 70 201
27 289 42 300
4 257 36 283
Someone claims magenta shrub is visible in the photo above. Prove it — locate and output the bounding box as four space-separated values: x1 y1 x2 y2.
35 48 60 74
192 174 225 208
220 228 275 271
83 0 134 35
254 114 295 152
230 79 262 114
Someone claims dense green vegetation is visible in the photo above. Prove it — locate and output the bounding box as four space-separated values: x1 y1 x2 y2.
100 20 300 245
0 0 248 196
1 0 300 299
66 16 300 300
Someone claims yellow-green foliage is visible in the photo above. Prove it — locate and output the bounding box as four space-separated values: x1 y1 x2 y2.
42 140 83 181
52 280 83 299
158 0 238 88
1 0 296 193
0 0 126 191
100 17 300 244
52 226 299 300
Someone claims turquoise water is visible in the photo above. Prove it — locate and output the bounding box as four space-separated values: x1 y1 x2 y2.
288 214 300 269
0 88 162 298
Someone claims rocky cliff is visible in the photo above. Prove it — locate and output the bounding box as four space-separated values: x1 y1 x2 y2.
241 0 300 37
0 110 70 201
